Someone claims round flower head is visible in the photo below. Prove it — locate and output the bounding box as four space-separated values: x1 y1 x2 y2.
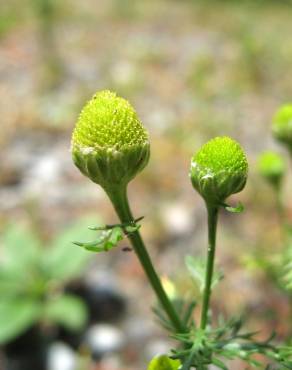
272 104 292 151
258 151 285 188
71 91 150 190
190 137 248 205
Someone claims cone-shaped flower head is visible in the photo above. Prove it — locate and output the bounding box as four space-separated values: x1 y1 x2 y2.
71 91 150 190
272 104 292 152
258 151 285 188
190 136 248 205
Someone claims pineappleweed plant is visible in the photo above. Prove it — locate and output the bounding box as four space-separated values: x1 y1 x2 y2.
71 91 292 369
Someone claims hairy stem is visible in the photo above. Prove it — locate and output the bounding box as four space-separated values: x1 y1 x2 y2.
200 204 219 330
106 185 185 334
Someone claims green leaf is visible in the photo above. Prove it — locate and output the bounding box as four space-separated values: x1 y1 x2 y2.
44 294 88 331
106 226 123 248
148 355 181 370
172 315 292 370
74 226 124 253
185 256 205 292
0 267 25 296
212 357 228 369
0 225 46 299
1 224 41 274
185 255 223 293
0 299 42 344
282 245 292 291
221 202 244 213
75 217 143 253
182 300 197 327
124 224 141 233
43 218 95 282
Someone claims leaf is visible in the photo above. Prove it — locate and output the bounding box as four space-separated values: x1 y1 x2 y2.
44 294 88 332
221 202 244 213
212 357 228 369
0 224 43 298
148 355 181 370
43 218 94 282
0 298 42 344
152 305 174 332
182 300 197 327
185 255 223 293
171 314 292 370
74 226 124 253
185 256 205 292
124 224 141 233
74 217 143 255
0 267 25 296
282 246 292 291
1 224 41 274
106 226 124 249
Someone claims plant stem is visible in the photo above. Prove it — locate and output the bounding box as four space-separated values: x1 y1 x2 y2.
200 204 219 330
106 185 185 334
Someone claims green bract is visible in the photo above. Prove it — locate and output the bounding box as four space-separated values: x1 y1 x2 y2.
272 104 292 151
71 90 150 191
258 151 285 188
190 136 248 205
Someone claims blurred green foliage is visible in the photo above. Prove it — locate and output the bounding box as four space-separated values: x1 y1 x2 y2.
251 105 292 339
282 232 292 291
185 0 292 3
0 8 18 38
258 151 286 189
0 219 95 344
185 255 224 293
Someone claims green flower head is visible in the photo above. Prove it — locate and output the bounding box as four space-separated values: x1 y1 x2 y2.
190 136 248 205
71 91 150 191
272 104 292 151
258 151 285 188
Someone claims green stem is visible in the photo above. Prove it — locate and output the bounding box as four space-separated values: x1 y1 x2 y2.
275 187 292 335
106 185 185 334
200 204 219 330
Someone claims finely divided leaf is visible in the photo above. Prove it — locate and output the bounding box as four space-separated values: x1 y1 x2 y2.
74 226 124 253
185 255 223 293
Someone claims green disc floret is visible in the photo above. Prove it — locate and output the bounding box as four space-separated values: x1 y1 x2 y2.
71 90 150 190
258 151 285 188
272 104 292 151
72 90 148 150
190 136 248 205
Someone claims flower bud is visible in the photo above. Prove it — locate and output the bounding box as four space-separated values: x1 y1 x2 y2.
258 151 285 188
71 91 150 191
272 104 292 151
190 136 248 205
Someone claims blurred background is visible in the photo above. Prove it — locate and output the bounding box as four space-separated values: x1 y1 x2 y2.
1 0 292 369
